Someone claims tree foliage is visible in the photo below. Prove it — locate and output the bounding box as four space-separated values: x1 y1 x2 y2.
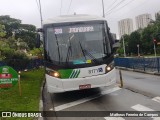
0 15 39 62
0 24 6 37
128 31 141 54
117 18 160 56
0 15 36 49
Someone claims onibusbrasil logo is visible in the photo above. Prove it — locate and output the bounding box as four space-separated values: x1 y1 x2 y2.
0 66 18 90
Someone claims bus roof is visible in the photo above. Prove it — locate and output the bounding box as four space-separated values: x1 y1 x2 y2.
43 14 106 25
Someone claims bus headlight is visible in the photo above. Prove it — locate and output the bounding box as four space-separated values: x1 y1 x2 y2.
46 70 60 78
106 62 114 73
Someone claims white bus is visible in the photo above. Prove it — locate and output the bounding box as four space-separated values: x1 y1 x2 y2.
37 14 116 93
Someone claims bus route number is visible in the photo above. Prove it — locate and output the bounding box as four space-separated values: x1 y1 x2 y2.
54 28 62 34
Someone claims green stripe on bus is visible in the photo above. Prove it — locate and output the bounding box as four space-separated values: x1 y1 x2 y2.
58 69 73 79
75 70 80 78
72 70 78 78
70 70 75 78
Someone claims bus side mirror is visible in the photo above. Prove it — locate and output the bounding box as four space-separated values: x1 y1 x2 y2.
36 34 40 48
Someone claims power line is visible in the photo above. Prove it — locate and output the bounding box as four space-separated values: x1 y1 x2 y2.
105 0 127 15
106 0 136 16
105 0 118 12
67 0 72 14
120 0 149 16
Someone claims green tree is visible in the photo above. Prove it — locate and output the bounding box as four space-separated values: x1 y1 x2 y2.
30 48 43 58
15 29 36 49
141 25 155 54
0 40 14 59
0 15 21 38
0 15 37 49
0 24 6 37
116 34 129 56
128 31 141 55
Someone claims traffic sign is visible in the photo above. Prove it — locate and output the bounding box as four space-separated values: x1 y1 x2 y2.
0 66 18 90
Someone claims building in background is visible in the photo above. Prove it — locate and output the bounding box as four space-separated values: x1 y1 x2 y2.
111 33 116 40
135 13 152 29
118 18 133 38
155 11 160 20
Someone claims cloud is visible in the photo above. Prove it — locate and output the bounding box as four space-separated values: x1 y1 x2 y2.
0 0 160 37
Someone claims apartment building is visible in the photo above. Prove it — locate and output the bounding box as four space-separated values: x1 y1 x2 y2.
135 13 152 29
118 18 133 38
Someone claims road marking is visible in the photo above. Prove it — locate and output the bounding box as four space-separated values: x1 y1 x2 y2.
104 117 125 120
152 97 160 103
49 108 53 111
131 104 154 111
54 87 121 111
153 118 160 120
131 104 160 120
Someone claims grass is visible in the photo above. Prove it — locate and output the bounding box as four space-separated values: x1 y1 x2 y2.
0 68 45 120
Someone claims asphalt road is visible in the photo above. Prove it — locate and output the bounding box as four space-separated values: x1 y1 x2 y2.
118 70 160 97
43 69 160 120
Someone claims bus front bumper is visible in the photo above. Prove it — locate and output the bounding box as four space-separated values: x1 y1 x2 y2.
46 68 116 93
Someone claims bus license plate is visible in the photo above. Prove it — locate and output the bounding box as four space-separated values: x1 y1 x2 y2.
79 84 91 90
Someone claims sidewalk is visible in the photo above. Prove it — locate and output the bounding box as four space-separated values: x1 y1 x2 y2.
116 66 160 76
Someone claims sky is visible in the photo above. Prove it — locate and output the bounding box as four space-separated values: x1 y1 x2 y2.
0 0 160 38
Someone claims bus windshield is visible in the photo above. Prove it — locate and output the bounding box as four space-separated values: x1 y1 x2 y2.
45 22 112 66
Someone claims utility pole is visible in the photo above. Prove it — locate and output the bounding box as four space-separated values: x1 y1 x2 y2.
102 0 105 18
39 0 43 28
153 39 157 57
122 35 126 57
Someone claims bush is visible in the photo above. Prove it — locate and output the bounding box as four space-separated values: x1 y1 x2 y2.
4 51 29 71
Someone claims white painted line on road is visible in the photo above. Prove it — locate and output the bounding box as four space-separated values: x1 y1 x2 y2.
104 117 125 120
131 104 154 111
54 87 121 111
152 97 160 104
153 117 160 120
49 108 53 111
131 104 160 120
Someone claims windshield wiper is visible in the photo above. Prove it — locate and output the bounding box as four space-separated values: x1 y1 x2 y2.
79 41 100 64
65 35 73 64
55 34 61 64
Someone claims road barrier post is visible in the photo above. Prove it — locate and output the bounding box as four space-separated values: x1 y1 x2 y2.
18 74 22 96
157 57 160 73
119 70 123 88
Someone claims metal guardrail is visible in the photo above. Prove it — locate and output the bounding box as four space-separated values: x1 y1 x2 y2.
114 57 160 73
1 57 159 73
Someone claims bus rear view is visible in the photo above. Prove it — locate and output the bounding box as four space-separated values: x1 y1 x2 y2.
41 15 116 93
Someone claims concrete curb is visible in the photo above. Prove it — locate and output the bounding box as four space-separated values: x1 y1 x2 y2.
38 79 46 120
116 66 160 76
